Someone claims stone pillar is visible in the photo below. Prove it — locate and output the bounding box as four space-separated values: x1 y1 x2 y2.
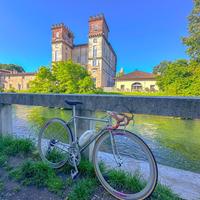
0 104 13 136
76 109 96 161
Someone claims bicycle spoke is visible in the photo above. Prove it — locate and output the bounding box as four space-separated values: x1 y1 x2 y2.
93 129 158 200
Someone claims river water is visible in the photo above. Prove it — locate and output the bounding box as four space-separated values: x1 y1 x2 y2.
11 105 200 174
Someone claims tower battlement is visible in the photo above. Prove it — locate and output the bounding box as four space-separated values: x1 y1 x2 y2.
89 14 105 21
51 14 117 87
51 23 74 38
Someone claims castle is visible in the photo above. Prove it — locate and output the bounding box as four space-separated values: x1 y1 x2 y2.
51 14 117 87
0 14 117 91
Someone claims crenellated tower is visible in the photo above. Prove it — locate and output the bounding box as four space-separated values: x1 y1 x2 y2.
88 14 116 87
51 23 74 62
51 14 117 87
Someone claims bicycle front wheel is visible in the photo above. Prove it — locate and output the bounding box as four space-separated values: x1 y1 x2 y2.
38 118 73 169
93 129 158 200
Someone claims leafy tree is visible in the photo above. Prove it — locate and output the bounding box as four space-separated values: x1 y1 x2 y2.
182 0 200 61
153 61 171 75
29 61 96 94
29 66 56 93
0 86 4 92
52 60 96 93
0 64 25 72
156 59 200 95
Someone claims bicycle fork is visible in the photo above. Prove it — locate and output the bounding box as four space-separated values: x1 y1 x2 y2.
110 131 123 167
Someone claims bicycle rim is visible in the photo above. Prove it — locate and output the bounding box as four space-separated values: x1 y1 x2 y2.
93 129 158 200
38 118 73 168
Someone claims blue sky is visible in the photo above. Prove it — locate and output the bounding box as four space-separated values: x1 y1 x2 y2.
0 0 193 73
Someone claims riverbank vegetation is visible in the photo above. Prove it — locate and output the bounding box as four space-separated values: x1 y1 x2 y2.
153 0 200 96
28 61 101 94
0 64 25 72
0 135 181 200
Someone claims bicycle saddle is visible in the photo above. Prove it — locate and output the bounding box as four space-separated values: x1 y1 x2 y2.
65 100 83 106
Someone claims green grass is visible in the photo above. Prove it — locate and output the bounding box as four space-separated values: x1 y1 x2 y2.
78 158 96 178
107 169 144 193
68 178 97 200
10 160 64 194
0 180 4 192
0 136 34 156
0 136 181 199
0 154 8 167
148 183 181 200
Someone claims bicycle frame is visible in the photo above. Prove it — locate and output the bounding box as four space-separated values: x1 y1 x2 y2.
67 105 112 153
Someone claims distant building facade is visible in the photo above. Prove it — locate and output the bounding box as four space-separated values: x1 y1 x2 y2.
0 69 35 91
115 70 158 92
52 14 117 87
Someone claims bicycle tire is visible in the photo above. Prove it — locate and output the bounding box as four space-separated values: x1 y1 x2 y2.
92 129 158 200
38 118 73 169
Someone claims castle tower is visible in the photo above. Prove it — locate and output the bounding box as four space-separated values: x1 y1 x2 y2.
88 14 116 87
52 23 74 62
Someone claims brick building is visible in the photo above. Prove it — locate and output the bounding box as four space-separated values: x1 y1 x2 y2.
0 69 35 91
0 14 117 91
52 14 117 87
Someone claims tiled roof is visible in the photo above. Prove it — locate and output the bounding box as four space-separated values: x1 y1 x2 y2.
0 69 12 74
116 70 155 81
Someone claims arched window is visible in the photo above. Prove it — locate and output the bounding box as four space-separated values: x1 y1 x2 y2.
131 82 142 91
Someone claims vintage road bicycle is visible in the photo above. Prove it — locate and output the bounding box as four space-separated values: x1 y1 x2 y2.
38 100 158 200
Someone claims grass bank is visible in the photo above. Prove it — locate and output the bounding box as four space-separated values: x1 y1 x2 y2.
0 135 181 200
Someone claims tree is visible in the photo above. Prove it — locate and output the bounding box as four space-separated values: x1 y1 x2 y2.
29 61 96 94
52 60 96 93
156 59 200 95
29 66 56 93
153 61 171 75
182 0 200 61
0 64 25 72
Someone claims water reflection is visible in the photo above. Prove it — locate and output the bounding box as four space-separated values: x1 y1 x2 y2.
12 105 200 173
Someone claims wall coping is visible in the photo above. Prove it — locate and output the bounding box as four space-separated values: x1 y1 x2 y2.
0 93 200 119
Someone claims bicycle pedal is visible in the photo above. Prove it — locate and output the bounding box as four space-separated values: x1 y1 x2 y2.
71 169 79 179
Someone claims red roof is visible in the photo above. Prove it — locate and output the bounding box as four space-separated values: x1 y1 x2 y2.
0 69 12 74
116 70 155 81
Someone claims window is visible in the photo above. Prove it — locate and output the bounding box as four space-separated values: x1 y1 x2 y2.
55 43 59 48
77 56 80 63
93 59 97 66
55 50 59 61
18 84 21 90
93 78 96 86
93 45 97 57
94 25 99 31
131 82 142 91
92 70 96 74
120 85 125 91
93 38 97 43
9 84 12 88
150 85 155 91
27 83 29 89
56 32 60 38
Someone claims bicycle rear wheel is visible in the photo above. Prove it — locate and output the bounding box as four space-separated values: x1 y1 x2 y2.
93 129 158 200
38 118 73 169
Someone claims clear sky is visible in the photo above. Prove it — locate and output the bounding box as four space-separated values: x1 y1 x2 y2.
0 0 193 73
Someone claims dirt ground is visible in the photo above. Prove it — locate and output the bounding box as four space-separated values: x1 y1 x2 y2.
0 156 116 200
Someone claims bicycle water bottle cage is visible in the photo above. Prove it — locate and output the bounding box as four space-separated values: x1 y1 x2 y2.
65 100 83 106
